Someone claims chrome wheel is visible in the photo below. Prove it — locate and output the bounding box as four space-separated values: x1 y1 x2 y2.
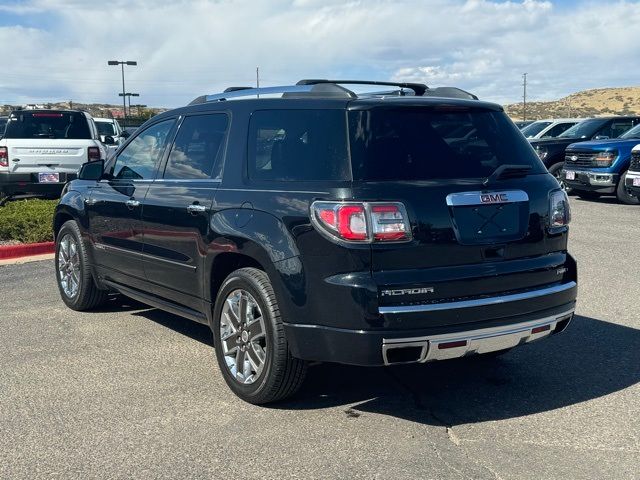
220 289 267 385
57 234 80 298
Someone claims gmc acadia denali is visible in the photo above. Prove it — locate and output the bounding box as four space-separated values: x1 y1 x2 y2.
53 80 577 404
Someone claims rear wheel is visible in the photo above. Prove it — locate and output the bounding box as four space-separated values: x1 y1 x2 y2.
212 267 307 404
616 170 640 205
55 220 108 310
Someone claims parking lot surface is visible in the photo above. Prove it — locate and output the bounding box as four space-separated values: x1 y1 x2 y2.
1 197 639 479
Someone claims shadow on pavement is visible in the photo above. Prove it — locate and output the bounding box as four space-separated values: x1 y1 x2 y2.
277 315 640 426
123 306 640 426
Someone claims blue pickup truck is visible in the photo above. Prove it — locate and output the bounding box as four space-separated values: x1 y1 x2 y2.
563 123 640 204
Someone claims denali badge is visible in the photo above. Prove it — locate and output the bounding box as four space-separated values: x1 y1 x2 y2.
480 193 509 204
381 287 434 296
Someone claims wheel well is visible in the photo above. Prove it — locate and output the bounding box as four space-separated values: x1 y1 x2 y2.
53 213 74 240
210 253 264 300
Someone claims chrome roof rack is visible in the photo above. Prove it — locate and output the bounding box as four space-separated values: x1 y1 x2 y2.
297 79 428 96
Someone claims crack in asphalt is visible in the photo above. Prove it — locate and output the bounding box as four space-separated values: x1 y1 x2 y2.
383 368 504 480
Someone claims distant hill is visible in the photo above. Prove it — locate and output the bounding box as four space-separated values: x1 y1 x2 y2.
505 86 640 120
0 101 167 123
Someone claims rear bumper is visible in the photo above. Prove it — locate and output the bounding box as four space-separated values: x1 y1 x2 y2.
563 168 618 193
0 172 74 196
625 170 640 196
285 301 576 366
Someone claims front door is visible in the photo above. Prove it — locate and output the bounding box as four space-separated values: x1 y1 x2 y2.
87 119 176 285
141 113 229 310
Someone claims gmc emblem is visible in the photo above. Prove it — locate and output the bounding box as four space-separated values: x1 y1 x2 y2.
480 193 509 204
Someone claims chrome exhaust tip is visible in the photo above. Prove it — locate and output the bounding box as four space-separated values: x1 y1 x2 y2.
382 341 428 366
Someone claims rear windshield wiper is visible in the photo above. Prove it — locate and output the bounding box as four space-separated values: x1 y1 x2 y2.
483 164 532 186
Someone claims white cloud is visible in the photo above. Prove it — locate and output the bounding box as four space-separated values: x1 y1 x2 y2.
0 0 639 107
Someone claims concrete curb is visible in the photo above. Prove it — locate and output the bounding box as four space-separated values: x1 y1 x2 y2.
0 241 55 260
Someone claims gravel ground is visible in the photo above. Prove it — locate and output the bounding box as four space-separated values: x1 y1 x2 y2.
0 197 638 479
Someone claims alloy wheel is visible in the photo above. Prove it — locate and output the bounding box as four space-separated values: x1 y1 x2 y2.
219 289 267 384
58 234 80 298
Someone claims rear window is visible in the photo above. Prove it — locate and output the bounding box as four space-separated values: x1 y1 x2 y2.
248 109 350 182
4 111 91 139
95 121 116 136
348 109 545 181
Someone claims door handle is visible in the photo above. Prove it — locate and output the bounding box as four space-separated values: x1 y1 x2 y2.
126 199 140 209
187 204 207 214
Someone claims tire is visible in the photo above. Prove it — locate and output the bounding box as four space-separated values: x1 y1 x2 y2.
575 190 601 200
55 220 108 311
616 170 640 205
548 162 570 193
212 267 307 404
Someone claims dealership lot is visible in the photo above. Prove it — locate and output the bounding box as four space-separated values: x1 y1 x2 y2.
0 198 638 479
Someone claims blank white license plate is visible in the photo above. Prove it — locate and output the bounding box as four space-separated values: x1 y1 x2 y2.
38 172 59 183
633 177 640 186
565 171 575 180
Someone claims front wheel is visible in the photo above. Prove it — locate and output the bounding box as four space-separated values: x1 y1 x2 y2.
548 162 570 193
212 267 307 404
616 171 640 205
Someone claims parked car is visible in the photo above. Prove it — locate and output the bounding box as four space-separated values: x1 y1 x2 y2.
530 116 640 188
93 117 128 152
0 116 8 136
563 122 640 204
53 79 576 404
514 120 534 129
0 109 107 199
520 118 583 139
625 145 640 199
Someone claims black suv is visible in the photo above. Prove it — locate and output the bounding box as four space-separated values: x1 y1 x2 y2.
53 80 577 404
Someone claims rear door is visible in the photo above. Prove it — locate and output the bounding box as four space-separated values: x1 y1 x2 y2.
141 113 229 310
347 106 563 302
87 119 176 284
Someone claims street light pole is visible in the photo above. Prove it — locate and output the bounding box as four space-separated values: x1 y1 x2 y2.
119 93 140 118
108 60 137 126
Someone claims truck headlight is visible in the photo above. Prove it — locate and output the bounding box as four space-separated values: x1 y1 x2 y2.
592 150 617 167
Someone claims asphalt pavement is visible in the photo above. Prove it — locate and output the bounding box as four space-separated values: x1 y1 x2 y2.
1 197 638 479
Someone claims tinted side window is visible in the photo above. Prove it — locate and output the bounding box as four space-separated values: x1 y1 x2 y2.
248 110 350 182
112 120 174 180
164 114 228 180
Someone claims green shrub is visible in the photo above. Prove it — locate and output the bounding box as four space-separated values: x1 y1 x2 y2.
0 199 57 243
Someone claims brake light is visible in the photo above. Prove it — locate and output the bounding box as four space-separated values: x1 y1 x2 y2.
88 146 100 161
311 201 411 243
0 147 7 167
549 190 571 229
32 113 64 117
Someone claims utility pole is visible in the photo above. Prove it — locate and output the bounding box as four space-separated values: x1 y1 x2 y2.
522 73 528 121
108 60 137 126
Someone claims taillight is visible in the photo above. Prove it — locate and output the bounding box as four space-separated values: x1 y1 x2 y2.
88 146 100 161
549 190 571 229
0 147 8 167
311 201 411 243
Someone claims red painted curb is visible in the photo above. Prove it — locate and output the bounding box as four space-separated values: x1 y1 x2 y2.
0 241 55 260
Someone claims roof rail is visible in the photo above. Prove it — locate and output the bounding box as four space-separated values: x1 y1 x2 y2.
297 79 428 96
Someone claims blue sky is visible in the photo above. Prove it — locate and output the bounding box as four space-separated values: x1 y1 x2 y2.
0 0 639 108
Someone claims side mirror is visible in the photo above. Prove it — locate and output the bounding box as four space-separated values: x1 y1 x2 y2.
103 135 116 145
78 159 104 181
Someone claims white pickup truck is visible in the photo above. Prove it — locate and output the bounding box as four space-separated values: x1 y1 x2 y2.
0 109 107 199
